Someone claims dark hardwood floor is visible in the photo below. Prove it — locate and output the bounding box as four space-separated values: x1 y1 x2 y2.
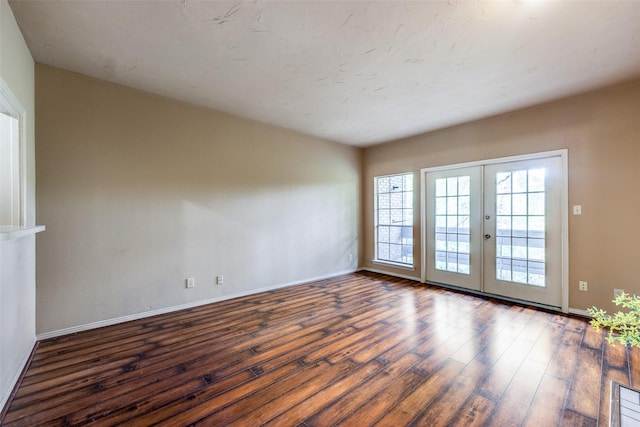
2 271 638 426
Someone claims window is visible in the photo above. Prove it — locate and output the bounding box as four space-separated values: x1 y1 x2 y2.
375 173 413 266
0 83 24 226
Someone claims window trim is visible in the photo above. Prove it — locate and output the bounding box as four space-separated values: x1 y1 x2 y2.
0 78 26 227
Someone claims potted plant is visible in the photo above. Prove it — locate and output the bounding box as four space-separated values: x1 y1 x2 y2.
588 291 640 347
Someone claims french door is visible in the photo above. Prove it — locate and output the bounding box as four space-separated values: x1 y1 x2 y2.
424 153 564 308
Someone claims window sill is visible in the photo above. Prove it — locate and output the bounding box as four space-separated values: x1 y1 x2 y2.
0 225 46 242
371 260 415 271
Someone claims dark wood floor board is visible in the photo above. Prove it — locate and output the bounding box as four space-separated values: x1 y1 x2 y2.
302 323 388 365
527 319 566 365
477 334 538 402
566 346 604 420
523 373 569 427
260 360 384 427
582 320 606 350
110 361 302 426
447 393 496 427
334 369 427 426
546 328 584 380
5 271 640 426
486 358 547 426
561 409 598 426
191 360 357 426
303 352 422 426
375 358 466 426
409 358 490 426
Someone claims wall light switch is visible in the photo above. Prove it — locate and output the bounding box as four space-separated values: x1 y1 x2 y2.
186 277 195 289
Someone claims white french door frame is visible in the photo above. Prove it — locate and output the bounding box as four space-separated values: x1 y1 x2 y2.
420 149 569 313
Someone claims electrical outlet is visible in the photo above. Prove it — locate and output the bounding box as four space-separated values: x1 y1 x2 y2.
186 277 195 289
579 281 588 292
348 253 353 262
216 275 224 285
614 289 625 298
573 205 582 215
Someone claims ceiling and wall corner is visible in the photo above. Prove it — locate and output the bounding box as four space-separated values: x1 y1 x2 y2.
8 0 640 147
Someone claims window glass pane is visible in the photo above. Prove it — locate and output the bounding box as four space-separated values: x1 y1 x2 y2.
447 252 458 272
512 194 527 215
436 197 447 215
447 234 458 252
403 209 413 226
377 177 389 193
528 238 545 261
390 175 403 191
512 238 527 259
378 226 390 243
528 169 545 192
528 216 545 238
458 196 470 215
435 251 446 270
378 193 389 209
390 209 403 224
513 170 527 193
447 197 457 215
458 176 470 196
496 172 511 194
435 215 446 232
404 192 413 209
435 178 446 197
512 216 527 237
528 193 545 215
404 174 413 192
512 259 528 283
496 216 511 236
528 261 545 286
390 192 402 208
390 244 402 262
378 243 389 259
447 177 458 196
497 258 512 281
390 226 402 244
447 215 458 233
458 254 470 274
496 195 511 215
378 209 390 225
458 234 470 254
458 216 470 234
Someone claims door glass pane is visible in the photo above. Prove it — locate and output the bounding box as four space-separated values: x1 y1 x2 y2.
494 168 546 287
434 176 471 275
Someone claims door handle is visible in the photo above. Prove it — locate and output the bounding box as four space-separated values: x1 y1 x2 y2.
484 234 491 240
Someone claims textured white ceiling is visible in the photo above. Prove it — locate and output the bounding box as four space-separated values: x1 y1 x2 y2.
8 0 640 146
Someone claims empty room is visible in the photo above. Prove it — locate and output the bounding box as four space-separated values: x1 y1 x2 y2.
2 0 640 425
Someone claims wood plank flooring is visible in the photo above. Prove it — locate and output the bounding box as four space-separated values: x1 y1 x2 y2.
3 271 639 426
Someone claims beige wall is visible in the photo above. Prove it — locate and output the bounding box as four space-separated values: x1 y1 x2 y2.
0 0 37 411
362 78 640 313
35 64 361 334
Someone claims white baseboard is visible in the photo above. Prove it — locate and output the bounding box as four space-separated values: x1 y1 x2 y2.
361 267 421 282
37 268 358 340
1 337 36 413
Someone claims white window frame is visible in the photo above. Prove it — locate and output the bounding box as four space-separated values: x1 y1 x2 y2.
0 79 26 227
373 172 414 269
